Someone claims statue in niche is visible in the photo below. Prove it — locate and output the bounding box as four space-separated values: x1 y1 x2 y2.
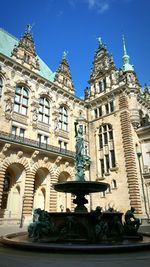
5 99 13 114
126 73 136 85
33 108 38 122
111 71 118 85
104 57 110 68
5 98 13 120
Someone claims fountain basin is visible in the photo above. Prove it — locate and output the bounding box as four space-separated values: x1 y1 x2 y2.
54 181 109 212
1 231 150 253
53 181 108 195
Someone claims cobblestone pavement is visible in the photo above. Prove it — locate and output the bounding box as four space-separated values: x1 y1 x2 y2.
0 224 150 267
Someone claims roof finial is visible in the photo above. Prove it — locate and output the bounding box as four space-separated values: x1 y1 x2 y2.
62 50 68 60
26 24 32 33
122 34 127 56
97 36 103 48
122 34 134 72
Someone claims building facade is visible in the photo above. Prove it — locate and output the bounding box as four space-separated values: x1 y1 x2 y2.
0 27 150 225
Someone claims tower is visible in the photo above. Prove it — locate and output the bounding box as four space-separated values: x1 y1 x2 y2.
11 25 40 71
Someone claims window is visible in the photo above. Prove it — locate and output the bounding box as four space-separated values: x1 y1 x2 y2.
39 97 50 124
109 101 114 112
64 142 67 151
11 126 25 138
38 134 42 145
108 124 113 140
94 109 98 119
98 124 116 176
99 106 102 117
103 78 106 90
94 84 96 94
14 85 29 115
11 126 17 136
38 134 48 148
19 128 25 138
59 140 62 150
59 106 68 131
105 103 109 114
0 77 3 96
110 150 116 167
99 134 103 149
44 136 48 145
100 159 105 177
105 154 110 173
99 79 106 93
94 107 102 119
59 140 68 151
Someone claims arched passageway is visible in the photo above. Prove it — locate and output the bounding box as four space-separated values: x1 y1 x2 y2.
0 163 25 222
33 168 50 211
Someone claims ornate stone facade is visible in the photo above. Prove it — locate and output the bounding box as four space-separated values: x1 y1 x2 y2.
0 28 150 225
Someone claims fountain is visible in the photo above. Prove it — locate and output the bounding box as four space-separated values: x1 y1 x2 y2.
1 122 150 252
54 122 108 212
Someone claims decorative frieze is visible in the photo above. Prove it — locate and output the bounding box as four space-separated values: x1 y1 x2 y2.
12 112 28 125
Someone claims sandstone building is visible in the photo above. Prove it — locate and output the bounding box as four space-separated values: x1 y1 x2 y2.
0 27 150 225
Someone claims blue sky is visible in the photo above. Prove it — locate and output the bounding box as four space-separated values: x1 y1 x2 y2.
1 0 150 97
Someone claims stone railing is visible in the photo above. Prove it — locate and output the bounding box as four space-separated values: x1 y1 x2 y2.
0 130 75 158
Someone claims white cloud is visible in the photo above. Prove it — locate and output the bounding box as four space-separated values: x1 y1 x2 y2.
85 0 110 13
68 0 133 14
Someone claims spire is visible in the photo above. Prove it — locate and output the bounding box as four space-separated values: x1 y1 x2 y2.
54 51 74 94
122 35 127 55
122 35 134 72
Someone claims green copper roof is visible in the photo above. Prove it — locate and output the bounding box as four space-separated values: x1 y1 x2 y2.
0 28 55 82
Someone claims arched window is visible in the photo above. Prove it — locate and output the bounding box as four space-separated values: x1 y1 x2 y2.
98 124 116 176
0 77 3 96
39 97 50 124
14 85 29 115
59 106 68 131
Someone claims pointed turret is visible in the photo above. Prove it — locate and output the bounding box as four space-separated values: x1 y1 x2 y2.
90 37 116 82
54 51 74 94
87 37 117 99
11 25 40 71
122 35 134 72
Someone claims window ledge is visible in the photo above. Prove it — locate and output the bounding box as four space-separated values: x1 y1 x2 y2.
104 172 110 176
96 177 105 181
110 167 118 172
